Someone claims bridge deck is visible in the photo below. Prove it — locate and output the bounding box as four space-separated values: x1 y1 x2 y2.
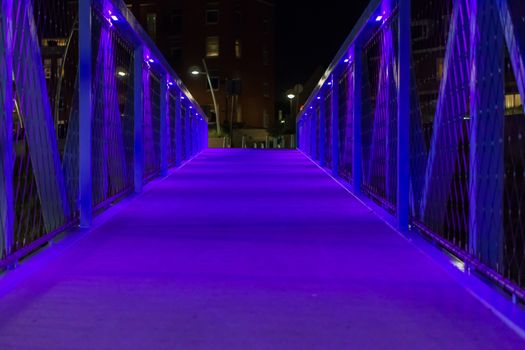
0 149 523 349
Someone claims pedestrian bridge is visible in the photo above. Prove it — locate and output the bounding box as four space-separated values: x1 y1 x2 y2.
0 149 524 349
2 0 525 348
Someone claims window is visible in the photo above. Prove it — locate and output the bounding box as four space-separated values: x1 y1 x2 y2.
233 10 241 33
206 36 220 57
147 13 157 40
235 39 242 59
56 58 63 78
505 93 523 115
206 104 219 124
263 110 269 128
206 9 219 24
262 46 269 66
44 59 52 79
170 46 182 64
170 11 182 35
236 103 242 123
42 38 67 47
412 20 430 42
263 82 269 98
263 19 269 34
206 73 220 91
436 57 444 80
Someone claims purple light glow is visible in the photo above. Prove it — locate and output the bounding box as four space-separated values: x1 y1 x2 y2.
375 15 383 22
0 149 523 348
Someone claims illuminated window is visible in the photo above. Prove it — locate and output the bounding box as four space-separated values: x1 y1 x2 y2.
56 58 63 77
147 13 157 40
437 57 444 80
235 39 242 59
44 59 52 80
206 36 220 57
206 9 219 24
505 93 523 115
42 38 67 47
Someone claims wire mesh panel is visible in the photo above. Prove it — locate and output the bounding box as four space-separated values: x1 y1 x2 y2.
10 0 74 253
181 103 187 160
324 90 332 168
338 63 354 182
1 0 207 267
295 0 525 298
409 0 470 250
91 10 135 209
168 93 177 165
498 0 525 287
361 10 399 212
143 71 161 181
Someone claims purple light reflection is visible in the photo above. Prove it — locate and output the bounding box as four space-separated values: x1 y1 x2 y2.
0 150 522 348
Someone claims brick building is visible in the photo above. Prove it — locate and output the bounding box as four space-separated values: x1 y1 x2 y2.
126 0 276 141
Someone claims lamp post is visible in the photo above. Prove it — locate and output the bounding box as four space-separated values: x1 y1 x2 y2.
191 59 221 136
287 93 296 118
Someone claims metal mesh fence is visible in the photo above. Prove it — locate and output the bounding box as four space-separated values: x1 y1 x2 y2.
168 93 177 165
324 90 332 168
361 10 398 212
91 10 135 208
338 63 353 182
297 0 525 296
1 0 207 266
144 71 161 181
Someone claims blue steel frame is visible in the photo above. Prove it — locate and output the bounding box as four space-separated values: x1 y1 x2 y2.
297 0 525 301
0 0 208 268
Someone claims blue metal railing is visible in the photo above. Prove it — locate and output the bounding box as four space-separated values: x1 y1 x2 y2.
0 0 208 269
297 0 525 300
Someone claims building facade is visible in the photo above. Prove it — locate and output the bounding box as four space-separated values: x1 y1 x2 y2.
126 0 276 139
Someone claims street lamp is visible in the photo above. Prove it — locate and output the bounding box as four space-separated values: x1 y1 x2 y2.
189 59 221 136
287 93 296 118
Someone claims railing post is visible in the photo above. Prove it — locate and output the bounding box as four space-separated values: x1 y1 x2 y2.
0 0 14 256
79 0 92 228
331 73 340 177
134 45 144 193
352 45 363 194
160 73 168 176
175 91 182 166
397 0 410 232
469 0 504 268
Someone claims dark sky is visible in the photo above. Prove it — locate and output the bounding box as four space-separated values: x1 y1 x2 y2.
275 1 369 104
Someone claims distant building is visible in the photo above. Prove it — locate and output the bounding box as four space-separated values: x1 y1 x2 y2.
126 0 276 141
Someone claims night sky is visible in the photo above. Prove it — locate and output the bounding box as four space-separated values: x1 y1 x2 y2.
275 1 369 105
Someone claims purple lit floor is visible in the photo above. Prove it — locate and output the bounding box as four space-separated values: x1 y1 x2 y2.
0 149 524 349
